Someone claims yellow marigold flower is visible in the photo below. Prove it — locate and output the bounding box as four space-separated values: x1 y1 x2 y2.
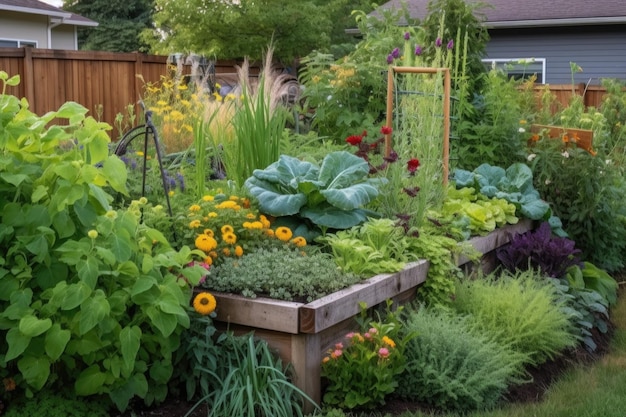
235 245 244 257
189 204 202 212
88 230 98 239
216 200 237 209
222 232 237 245
243 221 263 230
229 195 239 201
157 100 168 106
382 336 396 348
290 236 307 247
189 220 202 229
202 195 214 201
221 225 234 235
246 213 256 219
204 256 213 266
209 251 218 259
203 229 214 237
208 212 218 218
259 214 271 227
195 234 217 252
193 292 217 315
222 248 231 256
265 229 275 237
275 226 293 242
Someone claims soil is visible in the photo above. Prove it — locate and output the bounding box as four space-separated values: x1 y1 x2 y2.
114 321 615 417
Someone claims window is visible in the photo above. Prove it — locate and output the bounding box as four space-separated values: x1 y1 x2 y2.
0 39 37 48
482 58 546 84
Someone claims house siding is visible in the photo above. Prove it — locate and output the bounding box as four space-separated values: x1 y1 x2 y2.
485 25 626 84
51 26 75 50
0 11 48 47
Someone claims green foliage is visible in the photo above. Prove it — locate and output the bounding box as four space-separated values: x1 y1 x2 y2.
147 0 335 62
600 78 626 165
189 332 318 417
452 270 579 365
4 390 109 417
529 136 626 271
0 76 205 410
244 151 384 232
452 162 554 223
64 0 154 52
321 301 414 410
397 305 525 412
207 247 361 302
318 218 420 276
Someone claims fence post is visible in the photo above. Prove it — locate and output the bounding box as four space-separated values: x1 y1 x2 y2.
22 46 35 106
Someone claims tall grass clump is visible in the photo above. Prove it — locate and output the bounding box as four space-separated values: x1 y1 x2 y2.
221 47 293 187
397 305 526 412
452 269 579 365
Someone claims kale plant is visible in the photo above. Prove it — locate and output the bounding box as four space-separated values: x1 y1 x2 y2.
496 221 582 278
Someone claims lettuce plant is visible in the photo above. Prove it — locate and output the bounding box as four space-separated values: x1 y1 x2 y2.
244 151 385 232
496 221 582 278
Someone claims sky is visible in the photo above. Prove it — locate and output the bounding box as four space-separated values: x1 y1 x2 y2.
40 0 63 7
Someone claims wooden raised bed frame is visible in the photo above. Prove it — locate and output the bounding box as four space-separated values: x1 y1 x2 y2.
211 220 534 409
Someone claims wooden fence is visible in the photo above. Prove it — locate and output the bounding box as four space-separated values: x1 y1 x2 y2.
0 47 609 138
0 47 261 135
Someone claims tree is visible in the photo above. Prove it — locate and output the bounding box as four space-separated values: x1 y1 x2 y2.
147 0 371 64
63 0 154 52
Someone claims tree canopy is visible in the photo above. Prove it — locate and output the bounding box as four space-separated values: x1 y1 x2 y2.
63 0 154 52
146 0 374 64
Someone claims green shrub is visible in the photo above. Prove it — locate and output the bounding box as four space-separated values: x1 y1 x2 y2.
4 390 109 417
397 305 525 412
452 270 579 365
207 247 361 302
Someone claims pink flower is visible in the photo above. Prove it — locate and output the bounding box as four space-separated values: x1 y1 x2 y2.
378 347 390 358
335 342 344 350
331 349 343 359
364 332 372 340
346 332 355 339
369 327 378 334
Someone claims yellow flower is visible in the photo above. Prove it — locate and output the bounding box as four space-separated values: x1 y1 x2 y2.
193 292 217 315
203 256 213 266
229 195 239 201
222 248 231 256
216 200 238 209
202 195 215 202
209 251 218 259
382 336 396 348
222 232 237 245
203 229 215 237
235 245 244 257
195 234 218 252
243 221 263 230
169 190 175 197
189 220 202 229
189 204 201 212
259 215 271 229
275 226 293 242
208 212 218 218
246 213 256 219
88 230 98 239
265 229 275 237
322 356 330 364
221 225 234 235
290 236 307 247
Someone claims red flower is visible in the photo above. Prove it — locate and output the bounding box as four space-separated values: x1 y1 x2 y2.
381 126 393 135
407 158 420 174
362 130 368 137
346 135 363 146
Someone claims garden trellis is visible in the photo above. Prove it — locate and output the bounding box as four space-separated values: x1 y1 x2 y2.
383 66 451 185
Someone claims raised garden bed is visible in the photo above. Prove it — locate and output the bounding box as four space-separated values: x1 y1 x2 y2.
210 219 534 409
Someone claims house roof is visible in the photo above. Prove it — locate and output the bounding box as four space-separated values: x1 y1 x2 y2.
0 0 97 27
376 0 626 28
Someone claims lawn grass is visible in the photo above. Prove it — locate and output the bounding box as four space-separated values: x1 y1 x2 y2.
397 284 626 417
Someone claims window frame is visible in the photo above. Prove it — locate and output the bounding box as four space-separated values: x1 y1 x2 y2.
481 58 546 84
0 38 38 48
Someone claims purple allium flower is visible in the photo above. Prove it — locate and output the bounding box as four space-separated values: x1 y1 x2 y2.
447 39 454 49
386 54 394 64
176 172 186 191
404 32 410 41
435 37 442 47
391 47 400 58
414 45 422 56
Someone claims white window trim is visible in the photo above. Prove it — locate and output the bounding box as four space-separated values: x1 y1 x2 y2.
482 58 546 84
0 38 38 48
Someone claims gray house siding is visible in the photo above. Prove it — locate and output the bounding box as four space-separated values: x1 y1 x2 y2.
485 25 626 84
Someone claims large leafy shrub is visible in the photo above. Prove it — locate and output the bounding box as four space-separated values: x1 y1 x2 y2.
0 73 205 410
397 305 525 412
452 270 579 365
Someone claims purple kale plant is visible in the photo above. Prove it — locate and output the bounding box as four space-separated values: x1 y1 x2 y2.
496 221 583 278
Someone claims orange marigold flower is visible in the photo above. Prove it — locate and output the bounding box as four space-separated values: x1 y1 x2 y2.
221 225 234 235
195 234 217 252
290 236 307 247
222 248 231 256
202 195 214 202
204 256 213 265
209 251 218 259
243 221 264 230
235 245 244 257
246 213 256 219
193 292 217 315
259 215 271 229
275 226 293 242
222 232 237 245
203 229 215 237
382 336 396 348
242 198 251 209
265 229 275 237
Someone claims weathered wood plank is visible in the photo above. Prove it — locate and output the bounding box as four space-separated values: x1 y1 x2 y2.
212 292 303 334
299 260 429 334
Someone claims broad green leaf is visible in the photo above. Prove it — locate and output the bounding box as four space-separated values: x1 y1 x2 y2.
51 210 76 239
75 365 106 396
44 324 71 361
102 156 128 193
119 325 141 372
5 327 31 361
18 355 50 390
149 359 173 384
79 291 110 335
321 182 380 211
109 373 148 411
131 276 157 297
318 151 370 188
61 282 92 310
145 306 177 337
55 101 88 124
106 227 132 262
117 260 139 277
55 240 91 265
77 257 99 289
19 314 52 337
